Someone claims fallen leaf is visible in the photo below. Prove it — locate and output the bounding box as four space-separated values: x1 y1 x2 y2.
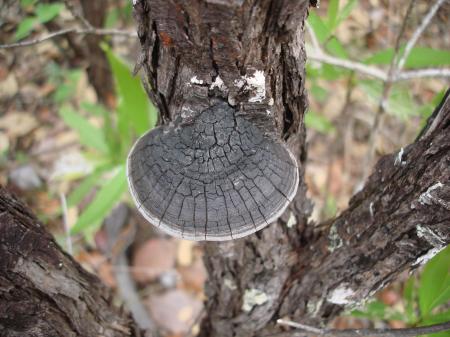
177 240 195 266
132 238 177 283
0 112 38 138
146 289 203 334
179 257 207 292
0 74 18 98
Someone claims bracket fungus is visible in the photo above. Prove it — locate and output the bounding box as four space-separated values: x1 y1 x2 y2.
127 102 298 241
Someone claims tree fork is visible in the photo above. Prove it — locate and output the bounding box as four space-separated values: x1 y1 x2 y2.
0 1 448 336
131 1 449 336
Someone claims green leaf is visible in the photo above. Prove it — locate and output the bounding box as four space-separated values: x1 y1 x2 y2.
307 11 331 44
102 43 155 139
326 36 349 59
419 90 446 130
403 277 418 324
421 309 450 337
81 102 122 161
365 47 450 69
326 0 339 31
350 300 387 320
105 7 120 28
310 84 328 102
419 245 450 317
20 0 37 8
53 69 82 103
35 3 64 24
71 165 127 234
335 0 358 28
359 80 420 119
59 105 109 154
66 163 113 208
15 17 38 40
305 110 335 134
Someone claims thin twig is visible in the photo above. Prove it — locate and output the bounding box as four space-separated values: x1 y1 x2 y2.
305 22 321 53
62 0 93 29
362 0 416 180
397 0 447 71
308 51 388 81
276 318 450 337
307 51 450 82
0 28 136 49
397 68 450 80
59 192 73 255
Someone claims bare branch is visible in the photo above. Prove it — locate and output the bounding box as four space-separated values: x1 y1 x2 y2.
62 0 93 29
0 28 137 49
308 51 450 81
362 0 416 180
276 319 450 337
307 51 387 81
397 0 447 71
397 68 450 80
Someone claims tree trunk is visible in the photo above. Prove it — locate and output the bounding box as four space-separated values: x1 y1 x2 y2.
131 1 450 336
0 1 449 336
0 189 139 337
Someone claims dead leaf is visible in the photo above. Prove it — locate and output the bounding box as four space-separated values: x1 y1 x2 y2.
177 240 195 266
179 257 207 292
146 289 203 334
132 238 177 283
0 112 38 138
0 74 18 98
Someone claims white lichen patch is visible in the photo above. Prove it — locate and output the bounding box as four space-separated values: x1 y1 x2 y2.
210 75 226 91
419 181 444 205
245 70 266 102
369 202 374 218
413 246 444 266
234 78 245 88
286 212 297 228
235 70 266 103
190 76 204 85
242 288 269 312
328 285 355 305
394 147 406 166
416 225 445 247
268 98 274 106
181 107 195 119
306 296 324 317
224 278 237 290
328 223 343 252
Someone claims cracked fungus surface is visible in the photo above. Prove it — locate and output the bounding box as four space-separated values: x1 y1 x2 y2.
127 103 298 241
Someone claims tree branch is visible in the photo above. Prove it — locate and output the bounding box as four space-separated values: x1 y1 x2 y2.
0 28 136 49
307 50 450 82
276 319 450 337
397 0 447 71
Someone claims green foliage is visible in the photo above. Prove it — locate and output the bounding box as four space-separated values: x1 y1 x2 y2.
350 245 450 337
59 106 109 154
70 165 127 234
419 246 450 318
305 110 335 134
365 47 450 69
359 80 420 120
15 2 64 40
51 48 157 236
306 0 447 129
102 43 157 138
46 62 83 103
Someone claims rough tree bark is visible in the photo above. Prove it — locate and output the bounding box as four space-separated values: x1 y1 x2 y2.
131 1 450 336
0 190 140 337
0 1 449 336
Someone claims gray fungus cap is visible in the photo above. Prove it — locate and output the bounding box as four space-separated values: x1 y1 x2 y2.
127 102 298 241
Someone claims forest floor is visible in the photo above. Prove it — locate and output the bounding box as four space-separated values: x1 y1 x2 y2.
0 0 449 336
